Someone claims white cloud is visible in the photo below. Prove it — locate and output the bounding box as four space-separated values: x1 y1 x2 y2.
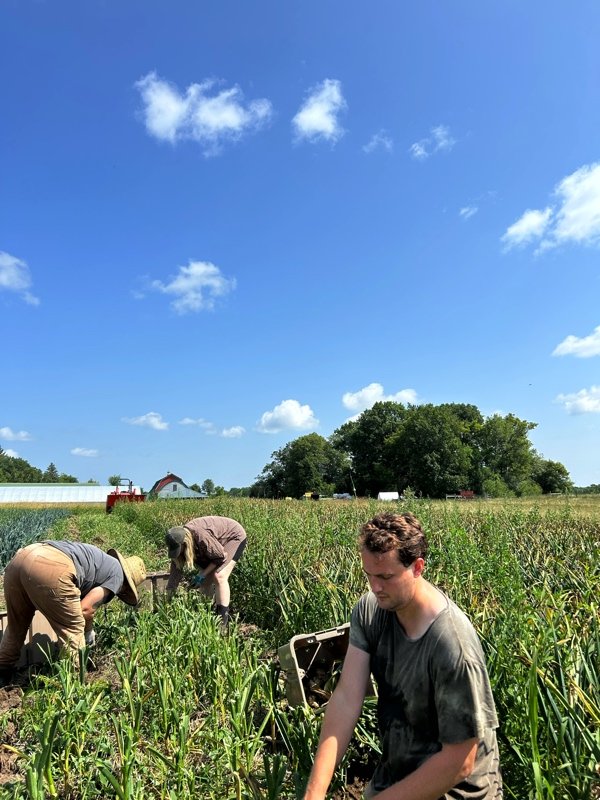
363 130 393 154
122 412 169 430
553 325 600 358
257 399 319 433
501 207 553 249
135 72 273 156
179 417 217 434
556 386 600 414
221 426 245 438
0 251 40 306
71 447 99 457
502 162 600 252
342 382 418 413
2 449 18 458
292 79 346 143
151 260 236 314
459 206 478 220
409 124 456 160
179 417 213 428
552 162 600 245
0 426 32 441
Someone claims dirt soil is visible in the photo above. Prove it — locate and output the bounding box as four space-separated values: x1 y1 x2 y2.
0 686 24 786
331 777 367 799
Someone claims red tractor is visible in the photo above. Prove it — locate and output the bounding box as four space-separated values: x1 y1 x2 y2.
106 479 146 514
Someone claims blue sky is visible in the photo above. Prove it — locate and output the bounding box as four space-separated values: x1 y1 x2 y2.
1 1 600 490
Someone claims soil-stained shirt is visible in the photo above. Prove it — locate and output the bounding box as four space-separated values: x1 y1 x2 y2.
350 590 503 799
45 541 124 598
167 516 247 590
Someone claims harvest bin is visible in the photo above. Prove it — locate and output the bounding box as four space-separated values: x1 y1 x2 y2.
278 622 351 707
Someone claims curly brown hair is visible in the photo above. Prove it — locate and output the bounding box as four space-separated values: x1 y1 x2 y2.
359 512 428 566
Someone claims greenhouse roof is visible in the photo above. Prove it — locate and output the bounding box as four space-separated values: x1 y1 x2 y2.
0 484 140 504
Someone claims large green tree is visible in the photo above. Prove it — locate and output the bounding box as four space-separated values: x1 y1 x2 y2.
0 449 43 482
477 413 537 494
42 462 60 482
331 401 408 496
532 457 573 494
252 433 349 498
386 404 474 498
201 478 216 496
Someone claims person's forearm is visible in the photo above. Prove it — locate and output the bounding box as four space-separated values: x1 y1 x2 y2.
372 741 477 800
303 690 362 799
199 562 218 579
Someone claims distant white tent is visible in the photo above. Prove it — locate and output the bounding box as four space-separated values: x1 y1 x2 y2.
377 491 400 501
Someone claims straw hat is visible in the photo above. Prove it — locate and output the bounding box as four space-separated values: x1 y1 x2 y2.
107 548 147 606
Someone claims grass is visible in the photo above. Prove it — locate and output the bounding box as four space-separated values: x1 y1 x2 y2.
0 495 599 798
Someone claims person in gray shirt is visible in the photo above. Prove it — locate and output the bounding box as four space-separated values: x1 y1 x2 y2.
0 541 146 686
303 512 502 800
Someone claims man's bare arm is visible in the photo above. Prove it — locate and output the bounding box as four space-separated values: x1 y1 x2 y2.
373 738 479 800
303 644 372 800
80 587 113 629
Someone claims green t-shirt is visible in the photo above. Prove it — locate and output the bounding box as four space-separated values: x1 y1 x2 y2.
350 591 502 799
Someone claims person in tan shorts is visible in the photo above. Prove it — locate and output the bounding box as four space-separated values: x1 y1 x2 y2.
165 515 247 629
0 540 146 686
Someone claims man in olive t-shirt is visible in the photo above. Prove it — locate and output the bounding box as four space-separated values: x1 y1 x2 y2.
303 512 502 800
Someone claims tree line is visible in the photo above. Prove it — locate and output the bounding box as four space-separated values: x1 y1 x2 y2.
1 401 576 500
0 450 79 484
249 401 573 499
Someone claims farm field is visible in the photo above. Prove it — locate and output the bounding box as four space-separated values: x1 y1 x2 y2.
0 496 599 799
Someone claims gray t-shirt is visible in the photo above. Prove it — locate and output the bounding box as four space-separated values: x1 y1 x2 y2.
350 591 502 799
46 541 123 599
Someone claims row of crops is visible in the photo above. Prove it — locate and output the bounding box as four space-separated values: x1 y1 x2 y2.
0 509 72 572
0 497 598 798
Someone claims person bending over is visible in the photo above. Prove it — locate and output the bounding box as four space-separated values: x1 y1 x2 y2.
0 541 146 686
165 516 247 629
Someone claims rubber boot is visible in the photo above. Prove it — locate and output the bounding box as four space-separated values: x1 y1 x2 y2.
214 604 230 632
0 667 14 688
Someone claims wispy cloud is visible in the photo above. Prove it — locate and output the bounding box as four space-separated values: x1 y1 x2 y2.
0 251 40 306
221 426 245 438
135 72 273 156
292 79 346 144
409 125 456 161
150 260 236 315
2 449 18 458
363 130 393 154
71 447 99 457
0 426 33 441
257 399 319 433
501 208 553 250
553 325 600 358
122 412 169 430
178 417 217 434
502 162 600 252
459 206 478 220
342 382 417 414
556 386 600 414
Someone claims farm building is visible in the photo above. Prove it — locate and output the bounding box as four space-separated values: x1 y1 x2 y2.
147 473 207 500
0 483 142 504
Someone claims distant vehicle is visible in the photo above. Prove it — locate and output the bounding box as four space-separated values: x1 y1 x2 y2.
106 479 146 513
333 493 353 500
